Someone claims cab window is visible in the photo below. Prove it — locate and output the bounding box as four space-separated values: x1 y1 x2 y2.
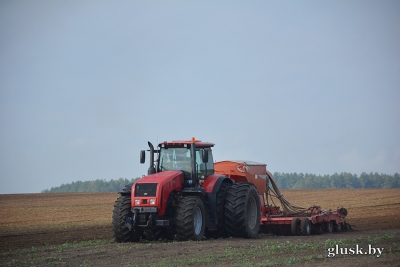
196 148 214 177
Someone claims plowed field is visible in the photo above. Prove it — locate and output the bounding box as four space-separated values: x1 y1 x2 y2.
1 189 399 266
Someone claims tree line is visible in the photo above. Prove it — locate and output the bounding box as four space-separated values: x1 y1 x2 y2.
272 172 400 189
41 172 400 193
41 178 140 193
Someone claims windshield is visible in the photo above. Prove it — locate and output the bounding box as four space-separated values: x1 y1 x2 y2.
158 146 215 179
158 147 192 173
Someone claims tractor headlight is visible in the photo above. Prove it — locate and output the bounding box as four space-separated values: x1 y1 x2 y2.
150 199 155 205
134 199 140 205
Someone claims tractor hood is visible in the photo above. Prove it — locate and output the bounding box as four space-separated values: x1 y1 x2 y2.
135 170 184 185
132 170 184 199
131 171 184 215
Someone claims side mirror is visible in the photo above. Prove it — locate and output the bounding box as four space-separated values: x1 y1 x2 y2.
201 149 208 163
140 150 145 164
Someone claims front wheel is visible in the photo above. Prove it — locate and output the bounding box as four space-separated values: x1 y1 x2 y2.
175 196 206 241
112 195 142 242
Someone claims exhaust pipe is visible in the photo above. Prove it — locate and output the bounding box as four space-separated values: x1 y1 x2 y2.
148 141 156 175
190 137 198 187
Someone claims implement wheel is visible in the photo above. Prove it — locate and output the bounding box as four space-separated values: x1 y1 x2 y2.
325 221 333 233
224 183 261 238
312 223 323 235
334 222 342 232
175 196 206 241
290 218 301 236
112 195 142 242
300 217 311 236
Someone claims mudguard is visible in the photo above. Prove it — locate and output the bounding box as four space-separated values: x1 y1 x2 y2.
202 175 233 230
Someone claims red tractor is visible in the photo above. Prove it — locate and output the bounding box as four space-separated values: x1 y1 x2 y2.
112 138 260 241
112 138 349 242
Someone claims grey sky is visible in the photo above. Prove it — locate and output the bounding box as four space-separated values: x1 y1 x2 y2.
1 1 399 194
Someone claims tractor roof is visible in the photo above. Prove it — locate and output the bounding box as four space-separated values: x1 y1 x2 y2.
158 139 214 148
216 160 266 166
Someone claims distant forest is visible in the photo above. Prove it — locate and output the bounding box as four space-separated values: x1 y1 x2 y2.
41 172 400 193
41 178 140 193
273 172 400 189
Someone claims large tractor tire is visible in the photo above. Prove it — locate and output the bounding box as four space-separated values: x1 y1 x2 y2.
224 183 261 238
175 196 206 241
120 183 133 193
112 195 142 242
206 181 231 239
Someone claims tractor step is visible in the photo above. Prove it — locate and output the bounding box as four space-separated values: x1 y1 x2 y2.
156 220 170 226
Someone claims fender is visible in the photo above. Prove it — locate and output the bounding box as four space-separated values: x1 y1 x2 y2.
118 183 134 196
202 174 232 193
202 175 233 230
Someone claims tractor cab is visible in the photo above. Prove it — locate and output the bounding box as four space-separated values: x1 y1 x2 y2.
141 138 215 186
158 143 214 181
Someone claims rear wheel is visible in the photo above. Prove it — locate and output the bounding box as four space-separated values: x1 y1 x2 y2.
112 195 142 242
175 196 206 241
224 183 261 238
300 217 311 236
206 181 231 239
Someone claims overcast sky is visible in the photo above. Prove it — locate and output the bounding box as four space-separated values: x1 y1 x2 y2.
1 1 399 194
